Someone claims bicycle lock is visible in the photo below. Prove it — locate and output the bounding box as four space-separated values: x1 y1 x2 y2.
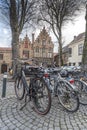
2 72 7 98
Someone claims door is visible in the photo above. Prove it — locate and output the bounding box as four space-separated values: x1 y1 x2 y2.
1 64 7 73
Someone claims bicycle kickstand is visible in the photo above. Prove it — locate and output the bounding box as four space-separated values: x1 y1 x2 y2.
20 94 30 110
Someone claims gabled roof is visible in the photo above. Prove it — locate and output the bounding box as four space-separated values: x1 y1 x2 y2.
68 32 85 46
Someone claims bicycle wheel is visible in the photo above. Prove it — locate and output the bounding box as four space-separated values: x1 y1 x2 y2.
15 77 25 100
74 79 87 105
57 80 79 112
32 78 51 115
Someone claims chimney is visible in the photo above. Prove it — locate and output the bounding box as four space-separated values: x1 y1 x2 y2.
32 33 34 43
74 35 76 40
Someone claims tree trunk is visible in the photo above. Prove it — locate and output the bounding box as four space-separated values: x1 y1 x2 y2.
12 31 19 60
11 31 20 76
58 28 63 66
82 4 87 69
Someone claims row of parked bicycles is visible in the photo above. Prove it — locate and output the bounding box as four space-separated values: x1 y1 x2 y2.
13 58 87 115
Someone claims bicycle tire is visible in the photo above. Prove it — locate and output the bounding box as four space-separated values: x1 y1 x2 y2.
14 77 25 100
57 80 79 112
74 79 87 105
32 78 51 115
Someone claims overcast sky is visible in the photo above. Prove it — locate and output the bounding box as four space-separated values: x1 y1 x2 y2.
0 11 86 53
54 11 86 52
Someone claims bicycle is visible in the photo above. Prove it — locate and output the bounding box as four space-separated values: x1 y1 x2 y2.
14 58 51 115
46 67 79 113
72 73 87 105
61 70 87 105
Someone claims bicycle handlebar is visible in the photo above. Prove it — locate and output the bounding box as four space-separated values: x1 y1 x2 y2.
13 58 39 65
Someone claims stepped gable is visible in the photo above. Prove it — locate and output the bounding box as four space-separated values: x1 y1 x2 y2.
19 34 32 48
35 27 52 44
20 34 31 44
23 34 31 44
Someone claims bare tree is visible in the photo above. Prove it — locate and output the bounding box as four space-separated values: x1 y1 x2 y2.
38 0 83 66
0 0 37 73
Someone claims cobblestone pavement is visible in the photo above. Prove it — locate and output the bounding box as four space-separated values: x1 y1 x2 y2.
0 74 87 130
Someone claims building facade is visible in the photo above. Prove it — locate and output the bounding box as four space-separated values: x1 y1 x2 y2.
54 32 85 66
0 27 54 73
68 32 85 66
0 47 12 73
19 27 54 65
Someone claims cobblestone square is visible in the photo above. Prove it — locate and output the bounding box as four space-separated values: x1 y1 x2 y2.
0 74 87 130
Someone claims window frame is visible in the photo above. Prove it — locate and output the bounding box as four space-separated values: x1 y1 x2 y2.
0 54 3 60
68 48 72 57
78 44 83 55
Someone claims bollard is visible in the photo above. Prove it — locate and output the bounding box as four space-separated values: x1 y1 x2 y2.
2 73 7 98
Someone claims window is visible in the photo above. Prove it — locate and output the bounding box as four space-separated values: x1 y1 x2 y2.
36 47 39 53
79 62 82 66
42 39 46 45
78 44 83 55
23 50 29 58
48 39 50 44
69 62 71 66
42 47 45 53
48 52 52 58
24 41 28 48
49 48 52 52
0 54 3 60
73 63 75 66
38 38 39 43
68 48 72 57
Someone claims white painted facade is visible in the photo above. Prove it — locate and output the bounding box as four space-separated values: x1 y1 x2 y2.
67 33 85 66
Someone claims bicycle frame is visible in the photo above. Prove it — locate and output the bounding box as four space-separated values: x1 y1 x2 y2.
47 70 77 94
21 70 30 93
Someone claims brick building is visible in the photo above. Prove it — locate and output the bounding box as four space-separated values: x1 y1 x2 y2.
0 47 12 73
0 27 54 73
19 27 54 66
